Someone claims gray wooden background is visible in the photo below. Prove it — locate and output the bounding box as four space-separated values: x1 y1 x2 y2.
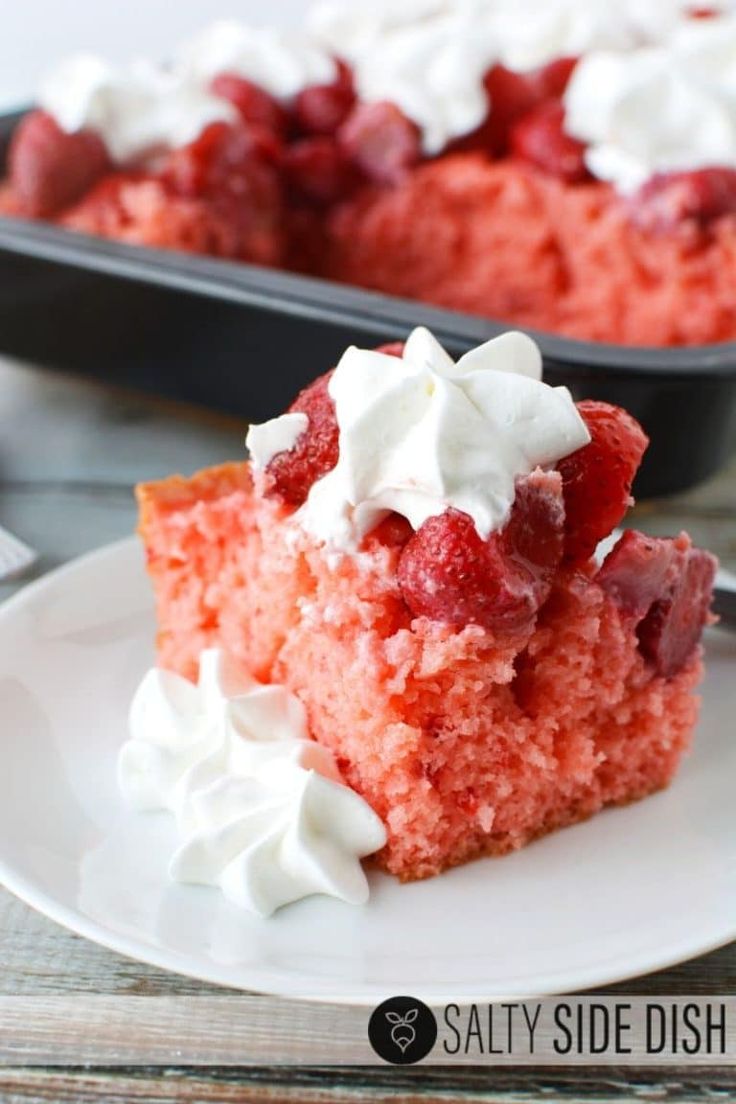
0 354 734 1102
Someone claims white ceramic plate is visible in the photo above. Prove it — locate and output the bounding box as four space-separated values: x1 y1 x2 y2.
0 538 734 1003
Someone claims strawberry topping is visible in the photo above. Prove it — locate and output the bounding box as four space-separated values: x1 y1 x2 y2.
557 401 649 565
160 121 283 262
261 341 406 505
396 471 565 634
637 545 716 677
597 530 678 618
210 74 288 137
375 341 406 357
338 101 422 184
8 110 111 217
632 168 736 232
598 530 716 677
285 137 358 205
293 62 356 136
510 101 589 183
262 371 338 505
453 59 579 156
534 57 579 99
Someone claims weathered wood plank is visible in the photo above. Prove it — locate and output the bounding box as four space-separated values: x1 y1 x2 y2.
0 1067 735 1104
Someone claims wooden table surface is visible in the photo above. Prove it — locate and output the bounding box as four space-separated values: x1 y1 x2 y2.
0 355 734 1102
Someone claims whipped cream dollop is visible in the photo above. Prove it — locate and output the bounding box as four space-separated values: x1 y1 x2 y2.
175 20 337 101
37 20 335 164
38 53 235 165
118 650 386 917
564 16 736 193
309 0 712 152
249 327 590 551
490 0 697 71
310 1 499 153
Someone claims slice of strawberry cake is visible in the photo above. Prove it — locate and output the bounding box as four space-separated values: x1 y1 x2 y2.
137 328 716 882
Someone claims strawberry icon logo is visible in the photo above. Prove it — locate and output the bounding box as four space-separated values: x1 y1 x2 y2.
386 1007 419 1053
368 996 438 1064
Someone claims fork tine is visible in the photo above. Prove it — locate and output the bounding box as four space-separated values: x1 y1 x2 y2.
0 525 38 581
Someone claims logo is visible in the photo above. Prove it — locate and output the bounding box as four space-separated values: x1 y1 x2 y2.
368 996 438 1064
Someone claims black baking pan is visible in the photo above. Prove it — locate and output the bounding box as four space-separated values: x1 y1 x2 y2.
0 109 735 498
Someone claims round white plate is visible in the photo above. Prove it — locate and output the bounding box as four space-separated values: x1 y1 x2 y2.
0 538 734 1003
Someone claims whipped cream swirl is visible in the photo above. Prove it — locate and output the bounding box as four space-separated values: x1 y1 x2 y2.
490 0 696 71
310 0 711 152
564 16 736 193
118 650 386 917
311 1 499 153
38 54 235 166
249 327 590 551
37 21 335 165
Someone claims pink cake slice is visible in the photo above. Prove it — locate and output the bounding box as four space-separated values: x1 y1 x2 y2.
137 458 712 881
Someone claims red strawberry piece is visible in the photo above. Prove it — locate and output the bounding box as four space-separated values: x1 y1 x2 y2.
9 109 111 217
163 121 281 197
369 513 414 549
161 121 283 263
397 471 564 634
637 542 716 678
452 59 579 157
597 529 716 676
263 370 339 506
338 101 421 185
533 56 579 99
449 66 527 154
210 73 288 136
261 342 404 505
632 168 736 232
284 137 358 205
481 65 542 153
293 61 356 136
557 401 649 566
510 100 589 183
597 529 678 618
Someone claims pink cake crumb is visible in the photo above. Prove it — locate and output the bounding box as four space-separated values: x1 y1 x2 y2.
138 461 703 881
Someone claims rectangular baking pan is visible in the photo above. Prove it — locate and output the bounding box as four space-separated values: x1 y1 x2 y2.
0 108 734 498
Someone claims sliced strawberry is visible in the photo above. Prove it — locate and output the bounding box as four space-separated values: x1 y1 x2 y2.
638 542 717 677
632 168 736 232
263 370 338 505
162 121 281 196
368 513 414 549
9 109 111 217
284 137 358 205
557 401 649 565
597 530 678 618
453 64 543 155
161 121 283 264
396 471 564 634
597 529 716 677
481 65 541 152
375 341 405 357
338 101 422 185
451 59 580 157
510 100 589 183
534 57 579 99
293 61 356 136
262 342 404 505
210 73 288 136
